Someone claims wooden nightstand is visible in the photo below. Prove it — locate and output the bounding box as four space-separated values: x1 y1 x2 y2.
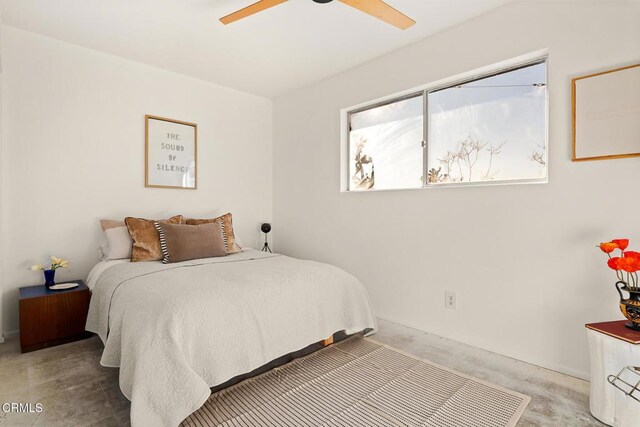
19 280 92 353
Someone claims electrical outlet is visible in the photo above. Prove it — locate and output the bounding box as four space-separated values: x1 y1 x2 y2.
445 291 457 310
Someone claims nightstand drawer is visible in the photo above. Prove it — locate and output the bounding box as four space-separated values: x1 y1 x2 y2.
19 281 91 353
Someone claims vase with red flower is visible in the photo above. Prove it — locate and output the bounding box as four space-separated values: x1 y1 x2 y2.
598 239 640 330
614 281 640 330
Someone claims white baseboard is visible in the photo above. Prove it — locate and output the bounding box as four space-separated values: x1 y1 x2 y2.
376 314 590 382
1 330 19 339
0 330 19 344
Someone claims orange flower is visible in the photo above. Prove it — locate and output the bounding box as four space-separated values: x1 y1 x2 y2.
608 257 622 270
612 239 630 251
620 257 640 273
607 256 640 273
624 251 640 261
599 242 619 254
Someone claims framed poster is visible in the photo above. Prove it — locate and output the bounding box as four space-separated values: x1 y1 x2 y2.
145 115 197 189
572 63 640 161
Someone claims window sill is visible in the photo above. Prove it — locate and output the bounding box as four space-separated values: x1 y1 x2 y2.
342 178 548 193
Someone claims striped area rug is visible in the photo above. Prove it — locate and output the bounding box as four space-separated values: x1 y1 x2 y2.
182 336 530 427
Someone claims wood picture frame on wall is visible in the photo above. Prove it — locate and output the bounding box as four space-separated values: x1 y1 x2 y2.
145 115 198 189
572 63 640 162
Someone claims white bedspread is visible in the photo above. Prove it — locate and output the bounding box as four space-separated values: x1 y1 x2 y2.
85 250 377 427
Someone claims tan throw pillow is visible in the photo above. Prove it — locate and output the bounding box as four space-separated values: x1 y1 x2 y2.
125 215 184 262
186 213 242 254
100 219 125 231
154 222 226 264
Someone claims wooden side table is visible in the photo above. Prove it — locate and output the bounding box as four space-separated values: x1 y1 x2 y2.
19 280 92 353
586 320 640 426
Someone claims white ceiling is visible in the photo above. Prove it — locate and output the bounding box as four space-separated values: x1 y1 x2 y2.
0 0 512 98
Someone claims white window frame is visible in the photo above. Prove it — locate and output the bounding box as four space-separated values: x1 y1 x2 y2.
340 51 549 192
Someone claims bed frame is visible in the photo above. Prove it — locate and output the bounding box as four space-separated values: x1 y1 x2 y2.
321 335 334 346
210 332 343 394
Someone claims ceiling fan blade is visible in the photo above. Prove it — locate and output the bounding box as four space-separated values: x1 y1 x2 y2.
220 0 288 25
338 0 415 30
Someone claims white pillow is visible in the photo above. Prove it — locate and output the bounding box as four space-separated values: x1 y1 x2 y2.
103 226 133 260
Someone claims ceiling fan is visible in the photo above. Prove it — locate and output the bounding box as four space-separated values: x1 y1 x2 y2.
220 0 416 30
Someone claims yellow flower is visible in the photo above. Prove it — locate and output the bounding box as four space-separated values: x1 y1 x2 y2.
30 264 44 271
50 256 70 269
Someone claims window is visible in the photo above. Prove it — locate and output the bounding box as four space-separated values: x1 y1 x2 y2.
345 59 547 191
348 95 423 191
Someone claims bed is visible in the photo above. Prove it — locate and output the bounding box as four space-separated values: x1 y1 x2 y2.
85 249 377 427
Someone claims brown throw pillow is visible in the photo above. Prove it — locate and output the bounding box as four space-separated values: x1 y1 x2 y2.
154 222 226 263
125 215 184 262
186 213 242 254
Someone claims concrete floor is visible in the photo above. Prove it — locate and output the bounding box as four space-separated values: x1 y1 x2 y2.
374 319 598 426
0 318 599 426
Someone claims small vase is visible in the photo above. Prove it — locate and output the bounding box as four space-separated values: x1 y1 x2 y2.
44 269 56 289
615 281 640 331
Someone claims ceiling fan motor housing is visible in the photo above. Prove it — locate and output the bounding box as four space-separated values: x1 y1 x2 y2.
312 0 334 3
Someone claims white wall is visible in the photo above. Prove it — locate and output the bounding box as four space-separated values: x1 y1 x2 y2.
1 26 273 335
274 0 640 379
0 23 3 342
